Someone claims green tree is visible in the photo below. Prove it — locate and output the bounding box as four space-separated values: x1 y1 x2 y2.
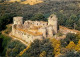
21 39 54 57
50 38 61 56
0 34 11 56
6 40 26 57
66 41 75 50
0 13 16 31
75 40 80 52
31 14 46 21
61 33 77 47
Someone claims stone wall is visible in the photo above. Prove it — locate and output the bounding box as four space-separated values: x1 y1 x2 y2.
38 27 47 38
12 24 43 43
12 14 58 43
24 20 47 27
13 17 23 25
48 14 58 34
47 26 53 37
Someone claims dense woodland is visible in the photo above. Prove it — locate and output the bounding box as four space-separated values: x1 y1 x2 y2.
0 1 80 57
0 1 80 31
1 33 80 57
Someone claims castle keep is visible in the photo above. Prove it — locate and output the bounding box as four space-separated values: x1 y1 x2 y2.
12 14 58 43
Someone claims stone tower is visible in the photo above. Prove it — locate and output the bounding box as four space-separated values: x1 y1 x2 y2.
38 27 47 38
47 26 53 37
48 14 58 34
13 17 23 25
12 17 23 36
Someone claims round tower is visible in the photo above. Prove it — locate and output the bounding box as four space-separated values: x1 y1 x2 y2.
38 27 47 38
48 14 58 34
13 17 23 25
12 24 16 36
47 26 53 37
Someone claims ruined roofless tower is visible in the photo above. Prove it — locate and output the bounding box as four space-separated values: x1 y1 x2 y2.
13 17 23 25
12 17 23 35
48 14 58 34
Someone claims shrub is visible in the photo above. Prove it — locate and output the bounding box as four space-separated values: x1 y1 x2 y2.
61 33 77 47
6 40 26 57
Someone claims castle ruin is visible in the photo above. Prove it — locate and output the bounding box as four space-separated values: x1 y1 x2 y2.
11 14 58 43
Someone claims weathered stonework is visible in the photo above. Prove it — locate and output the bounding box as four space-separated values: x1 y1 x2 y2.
12 14 58 43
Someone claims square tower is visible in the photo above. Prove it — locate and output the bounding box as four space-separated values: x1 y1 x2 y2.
48 14 58 34
13 17 23 25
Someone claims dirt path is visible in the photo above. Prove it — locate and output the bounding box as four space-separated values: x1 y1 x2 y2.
2 30 28 46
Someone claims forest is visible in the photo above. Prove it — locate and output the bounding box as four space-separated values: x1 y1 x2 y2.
1 33 80 57
0 1 80 31
0 1 80 57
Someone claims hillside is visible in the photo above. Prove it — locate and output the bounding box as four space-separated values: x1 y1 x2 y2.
0 1 80 57
0 1 80 30
1 25 80 57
